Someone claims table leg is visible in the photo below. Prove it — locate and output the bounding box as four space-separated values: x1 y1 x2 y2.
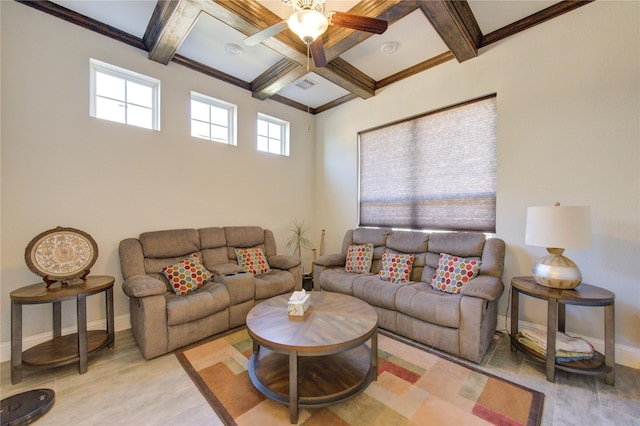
372 328 378 380
77 295 88 374
510 287 519 351
558 303 566 333
106 288 115 348
546 298 557 382
11 301 23 384
289 350 298 424
604 303 615 385
53 302 62 338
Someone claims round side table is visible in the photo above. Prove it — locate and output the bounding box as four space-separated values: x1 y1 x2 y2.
510 276 615 385
10 275 115 384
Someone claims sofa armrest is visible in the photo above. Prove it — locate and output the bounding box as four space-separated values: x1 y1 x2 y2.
460 275 504 301
314 253 347 267
268 255 301 270
123 275 167 298
209 263 244 276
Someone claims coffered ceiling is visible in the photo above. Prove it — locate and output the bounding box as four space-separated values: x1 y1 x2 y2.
18 0 593 113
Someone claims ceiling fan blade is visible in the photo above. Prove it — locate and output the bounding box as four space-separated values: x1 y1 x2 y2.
243 20 289 46
328 12 388 34
310 38 327 67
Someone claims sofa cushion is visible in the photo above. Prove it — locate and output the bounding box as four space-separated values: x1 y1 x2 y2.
235 248 271 275
139 229 200 258
162 253 211 295
254 270 295 300
318 268 369 295
350 228 390 248
352 275 410 310
198 227 229 268
395 282 462 328
431 253 482 294
377 252 414 283
198 227 227 248
166 281 230 326
385 230 429 253
428 232 486 258
345 244 374 273
225 226 265 248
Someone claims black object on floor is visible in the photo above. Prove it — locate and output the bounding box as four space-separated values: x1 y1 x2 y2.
302 274 313 291
1 389 55 426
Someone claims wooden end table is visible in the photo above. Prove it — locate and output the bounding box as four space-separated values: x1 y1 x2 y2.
246 292 378 424
510 276 615 385
11 275 115 384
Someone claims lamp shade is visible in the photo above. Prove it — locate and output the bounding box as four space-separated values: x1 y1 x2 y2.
288 9 328 45
525 205 592 249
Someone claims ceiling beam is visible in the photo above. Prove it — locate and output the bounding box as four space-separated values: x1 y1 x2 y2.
377 51 455 90
317 58 376 99
172 54 250 90
481 0 595 47
251 59 306 100
417 0 482 62
144 0 202 65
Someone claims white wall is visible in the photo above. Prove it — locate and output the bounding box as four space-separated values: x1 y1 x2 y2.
315 1 640 366
0 1 316 351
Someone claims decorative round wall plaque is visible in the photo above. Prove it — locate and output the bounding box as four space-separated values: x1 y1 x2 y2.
25 227 98 287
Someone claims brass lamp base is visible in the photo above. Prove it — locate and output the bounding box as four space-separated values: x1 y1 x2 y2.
532 248 582 289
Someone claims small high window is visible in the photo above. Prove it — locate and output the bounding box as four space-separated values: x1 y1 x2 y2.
190 92 237 145
89 59 160 130
257 113 289 156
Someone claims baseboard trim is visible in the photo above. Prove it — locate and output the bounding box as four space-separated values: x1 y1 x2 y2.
1 314 131 363
497 314 639 370
2 314 638 369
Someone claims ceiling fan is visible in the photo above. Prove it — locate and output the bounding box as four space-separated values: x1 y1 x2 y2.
244 0 388 67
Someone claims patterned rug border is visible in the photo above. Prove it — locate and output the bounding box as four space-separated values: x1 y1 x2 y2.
175 326 545 426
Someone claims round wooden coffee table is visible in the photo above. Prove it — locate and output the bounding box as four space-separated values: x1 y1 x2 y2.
246 292 378 424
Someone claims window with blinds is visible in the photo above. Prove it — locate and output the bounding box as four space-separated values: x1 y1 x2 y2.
358 95 497 232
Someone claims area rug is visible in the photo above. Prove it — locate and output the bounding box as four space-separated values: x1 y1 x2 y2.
175 328 544 426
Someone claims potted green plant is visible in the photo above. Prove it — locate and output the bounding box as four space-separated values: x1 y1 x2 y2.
286 219 314 290
286 219 312 258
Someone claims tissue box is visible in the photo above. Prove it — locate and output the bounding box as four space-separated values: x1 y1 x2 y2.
288 293 311 316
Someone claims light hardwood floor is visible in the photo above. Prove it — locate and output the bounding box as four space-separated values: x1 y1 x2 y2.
1 329 639 425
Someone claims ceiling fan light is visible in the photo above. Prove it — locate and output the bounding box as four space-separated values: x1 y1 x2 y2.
288 10 328 45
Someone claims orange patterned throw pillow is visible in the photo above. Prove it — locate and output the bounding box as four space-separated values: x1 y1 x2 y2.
235 247 271 275
431 253 481 294
162 253 211 295
377 252 414 283
345 244 374 274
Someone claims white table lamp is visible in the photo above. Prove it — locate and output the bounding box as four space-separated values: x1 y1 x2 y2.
525 203 592 289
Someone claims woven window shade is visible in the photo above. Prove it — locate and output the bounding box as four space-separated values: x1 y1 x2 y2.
358 96 497 232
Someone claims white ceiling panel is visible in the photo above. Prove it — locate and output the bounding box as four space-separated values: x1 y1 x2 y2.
277 72 351 108
469 0 557 35
54 0 156 39
178 13 283 82
341 9 448 81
